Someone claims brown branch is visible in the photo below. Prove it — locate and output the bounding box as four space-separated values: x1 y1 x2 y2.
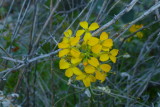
155 0 160 19
32 0 61 53
115 1 160 41
119 19 160 48
92 0 139 36
0 49 60 75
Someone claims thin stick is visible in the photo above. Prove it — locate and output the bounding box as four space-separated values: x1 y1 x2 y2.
92 0 138 36
0 49 60 75
32 0 61 53
114 1 160 40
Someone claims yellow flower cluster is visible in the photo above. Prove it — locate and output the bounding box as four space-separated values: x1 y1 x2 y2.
129 24 144 39
58 21 119 87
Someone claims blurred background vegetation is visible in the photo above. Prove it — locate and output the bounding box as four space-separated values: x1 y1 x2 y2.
0 0 160 107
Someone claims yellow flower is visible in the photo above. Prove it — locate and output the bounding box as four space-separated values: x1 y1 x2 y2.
100 49 119 63
136 24 143 29
58 29 81 58
84 65 96 74
95 71 106 82
136 32 143 39
91 32 113 54
129 24 143 33
100 64 111 72
59 59 71 69
87 37 99 46
129 25 137 33
77 21 99 41
59 59 83 77
58 42 70 49
128 24 144 41
76 73 86 80
70 36 80 46
130 24 142 32
71 57 82 64
70 48 81 58
94 63 111 82
76 73 96 87
91 44 102 54
100 32 113 51
82 77 91 87
59 29 73 45
82 75 96 87
102 39 113 49
82 57 99 68
64 29 72 37
65 67 82 77
79 60 111 85
58 21 119 88
88 57 99 67
58 49 70 57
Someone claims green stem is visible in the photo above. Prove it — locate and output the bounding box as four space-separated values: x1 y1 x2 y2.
88 87 94 107
54 89 84 106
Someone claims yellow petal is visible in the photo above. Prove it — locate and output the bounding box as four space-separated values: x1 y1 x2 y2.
84 65 95 74
62 37 69 43
70 48 81 57
110 55 117 63
88 37 99 46
71 57 82 64
110 49 119 56
83 32 92 42
100 32 108 40
58 42 69 49
88 22 99 31
76 73 86 80
59 59 71 69
83 77 91 87
102 46 110 51
102 39 113 47
91 44 102 54
72 67 82 75
136 24 143 29
100 64 111 72
58 49 70 57
76 30 85 37
64 29 72 37
70 37 80 46
58 42 67 48
95 71 106 82
136 32 143 39
88 57 99 67
65 68 73 77
88 75 96 82
129 25 137 32
100 54 109 61
80 21 88 29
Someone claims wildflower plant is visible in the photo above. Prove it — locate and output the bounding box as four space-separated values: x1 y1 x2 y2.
58 21 119 87
127 24 144 41
129 24 143 39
